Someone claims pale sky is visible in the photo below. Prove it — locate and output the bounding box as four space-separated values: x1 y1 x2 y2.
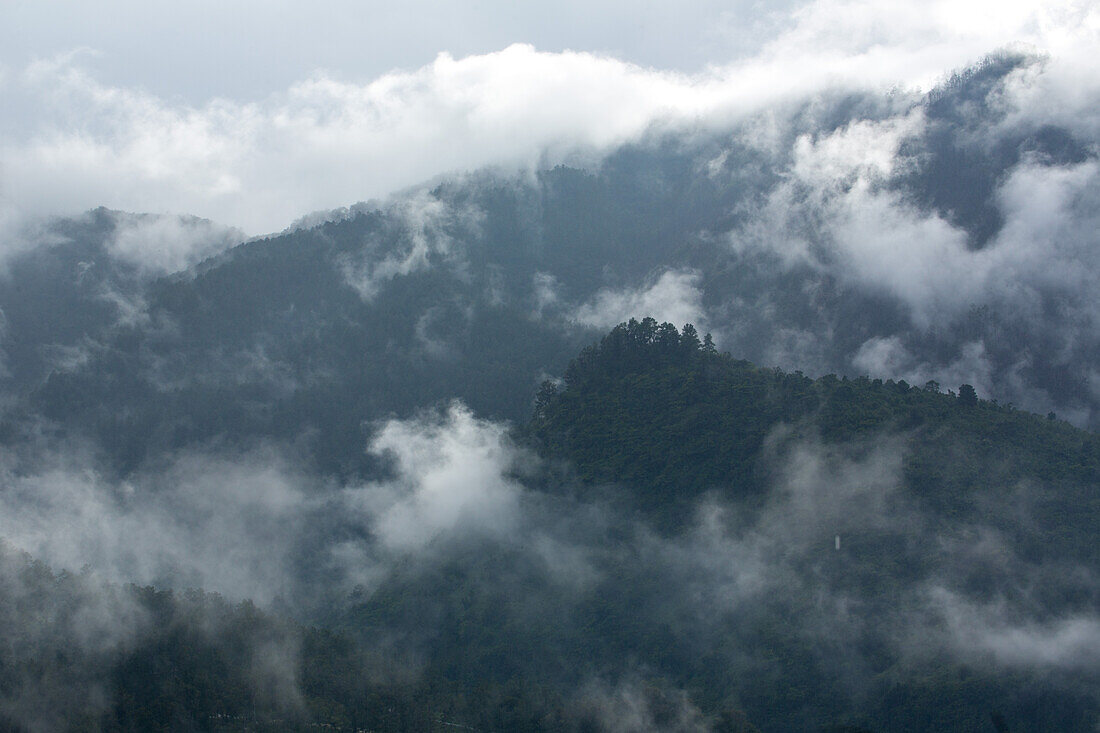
0 1 785 103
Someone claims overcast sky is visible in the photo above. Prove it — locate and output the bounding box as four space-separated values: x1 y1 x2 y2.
1 0 1096 233
0 1 791 102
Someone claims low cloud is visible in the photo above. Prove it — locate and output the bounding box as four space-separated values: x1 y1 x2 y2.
731 110 976 329
0 445 322 605
853 337 994 396
573 678 711 733
349 402 525 553
107 212 244 275
3 0 1095 234
926 586 1100 670
338 191 483 301
532 271 561 318
0 544 151 731
571 269 706 331
0 402 531 606
1 397 1098 724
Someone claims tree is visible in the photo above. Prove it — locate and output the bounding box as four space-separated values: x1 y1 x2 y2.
958 383 978 407
533 380 559 421
680 323 701 352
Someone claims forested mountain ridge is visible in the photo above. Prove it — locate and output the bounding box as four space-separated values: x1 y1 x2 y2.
530 317 1100 517
522 321 1100 730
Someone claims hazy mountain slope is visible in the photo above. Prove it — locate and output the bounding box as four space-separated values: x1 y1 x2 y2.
519 320 1100 730
0 207 243 414
3 53 1096 484
5 324 1097 731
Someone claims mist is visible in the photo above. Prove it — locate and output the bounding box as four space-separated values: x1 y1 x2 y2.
3 389 1096 727
1 0 1099 729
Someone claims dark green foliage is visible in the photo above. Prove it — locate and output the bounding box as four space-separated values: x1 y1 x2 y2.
525 321 1100 730
531 318 808 521
4 323 1100 731
533 320 1100 517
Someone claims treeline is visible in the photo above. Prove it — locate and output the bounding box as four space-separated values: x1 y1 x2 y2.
0 542 761 732
530 318 1100 526
523 319 1100 730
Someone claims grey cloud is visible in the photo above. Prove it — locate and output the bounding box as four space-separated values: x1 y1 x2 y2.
573 677 712 733
693 60 1100 422
106 212 243 275
142 339 309 395
2 390 1096 724
0 543 150 731
0 207 66 272
649 431 915 618
532 271 561 318
0 539 307 731
5 0 1092 235
852 337 994 397
0 308 8 380
0 401 532 610
911 585 1100 671
612 428 1100 687
0 444 324 605
414 306 459 360
338 191 484 301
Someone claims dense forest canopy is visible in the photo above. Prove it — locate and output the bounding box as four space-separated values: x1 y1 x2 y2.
3 321 1098 731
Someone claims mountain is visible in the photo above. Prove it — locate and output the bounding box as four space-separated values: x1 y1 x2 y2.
531 318 1100 528
2 324 1097 730
3 53 1098 485
0 51 1099 731
518 320 1100 730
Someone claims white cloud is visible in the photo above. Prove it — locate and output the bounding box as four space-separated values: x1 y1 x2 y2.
1 0 1094 235
733 111 982 329
928 586 1100 670
989 159 1100 320
0 403 532 609
107 212 244 274
338 191 482 301
853 337 994 395
571 269 706 330
3 45 728 234
350 402 524 552
732 103 1100 336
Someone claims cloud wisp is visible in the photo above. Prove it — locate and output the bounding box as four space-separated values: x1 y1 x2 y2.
570 269 707 332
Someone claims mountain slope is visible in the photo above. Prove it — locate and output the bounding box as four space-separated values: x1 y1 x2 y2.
3 53 1098 482
523 319 1100 730
1 322 1099 730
